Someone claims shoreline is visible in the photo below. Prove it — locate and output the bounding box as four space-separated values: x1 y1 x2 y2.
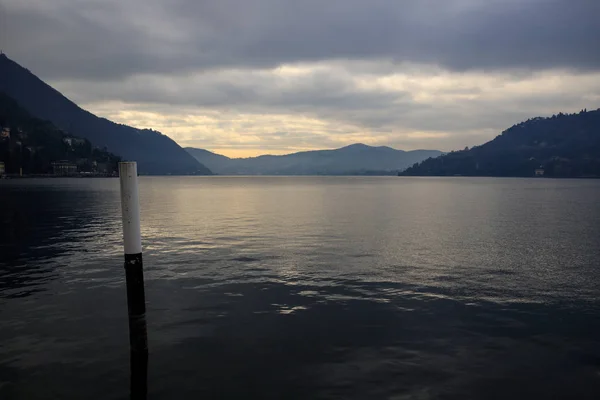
1 173 117 179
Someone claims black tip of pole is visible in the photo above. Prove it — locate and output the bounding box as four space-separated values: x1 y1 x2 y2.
125 253 148 399
125 252 148 352
130 332 148 400
128 313 148 353
125 253 146 316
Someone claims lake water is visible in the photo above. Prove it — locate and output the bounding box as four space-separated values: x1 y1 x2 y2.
1 176 600 399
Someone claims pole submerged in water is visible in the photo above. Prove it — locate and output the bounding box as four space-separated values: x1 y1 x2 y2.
119 162 147 349
119 162 148 400
119 162 146 317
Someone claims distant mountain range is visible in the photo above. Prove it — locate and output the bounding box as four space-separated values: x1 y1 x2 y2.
0 54 211 175
186 144 442 175
9 52 591 179
401 109 600 178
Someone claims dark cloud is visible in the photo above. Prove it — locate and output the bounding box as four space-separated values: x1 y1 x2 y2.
2 0 599 154
55 66 406 116
3 0 600 80
55 64 599 148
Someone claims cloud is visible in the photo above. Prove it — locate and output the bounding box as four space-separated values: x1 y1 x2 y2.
1 0 599 156
52 63 600 154
3 0 600 80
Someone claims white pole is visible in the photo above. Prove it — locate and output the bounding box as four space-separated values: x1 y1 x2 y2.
119 162 142 255
118 162 147 359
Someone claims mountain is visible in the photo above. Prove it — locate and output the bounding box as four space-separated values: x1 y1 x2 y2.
401 109 600 178
186 144 442 175
0 92 120 175
185 148 233 173
0 54 211 175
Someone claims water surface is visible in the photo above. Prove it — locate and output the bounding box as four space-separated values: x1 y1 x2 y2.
1 177 600 399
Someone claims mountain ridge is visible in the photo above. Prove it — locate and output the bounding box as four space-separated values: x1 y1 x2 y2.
186 145 442 175
0 54 211 175
401 109 600 177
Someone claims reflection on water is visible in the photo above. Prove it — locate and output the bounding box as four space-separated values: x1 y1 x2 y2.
1 177 600 399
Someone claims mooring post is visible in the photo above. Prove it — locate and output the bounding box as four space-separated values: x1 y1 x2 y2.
119 162 146 320
119 161 148 400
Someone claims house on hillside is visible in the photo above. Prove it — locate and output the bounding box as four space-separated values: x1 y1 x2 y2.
52 161 77 176
535 167 545 176
63 137 86 147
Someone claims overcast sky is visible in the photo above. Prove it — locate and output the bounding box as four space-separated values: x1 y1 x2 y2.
2 0 599 156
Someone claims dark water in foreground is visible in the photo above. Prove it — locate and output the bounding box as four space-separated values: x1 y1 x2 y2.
1 177 600 399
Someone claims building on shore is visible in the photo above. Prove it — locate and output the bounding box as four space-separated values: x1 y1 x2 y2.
535 167 545 176
0 161 5 175
63 137 86 147
52 161 78 176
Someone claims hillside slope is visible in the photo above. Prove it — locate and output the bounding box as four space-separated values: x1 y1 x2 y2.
0 54 211 175
0 92 120 175
185 148 233 173
401 109 600 178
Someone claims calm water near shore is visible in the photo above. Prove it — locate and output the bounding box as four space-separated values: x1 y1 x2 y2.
1 176 600 399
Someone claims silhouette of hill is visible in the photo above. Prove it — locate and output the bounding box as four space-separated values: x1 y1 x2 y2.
186 144 442 175
0 53 211 175
401 109 600 177
185 148 233 173
0 92 120 174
